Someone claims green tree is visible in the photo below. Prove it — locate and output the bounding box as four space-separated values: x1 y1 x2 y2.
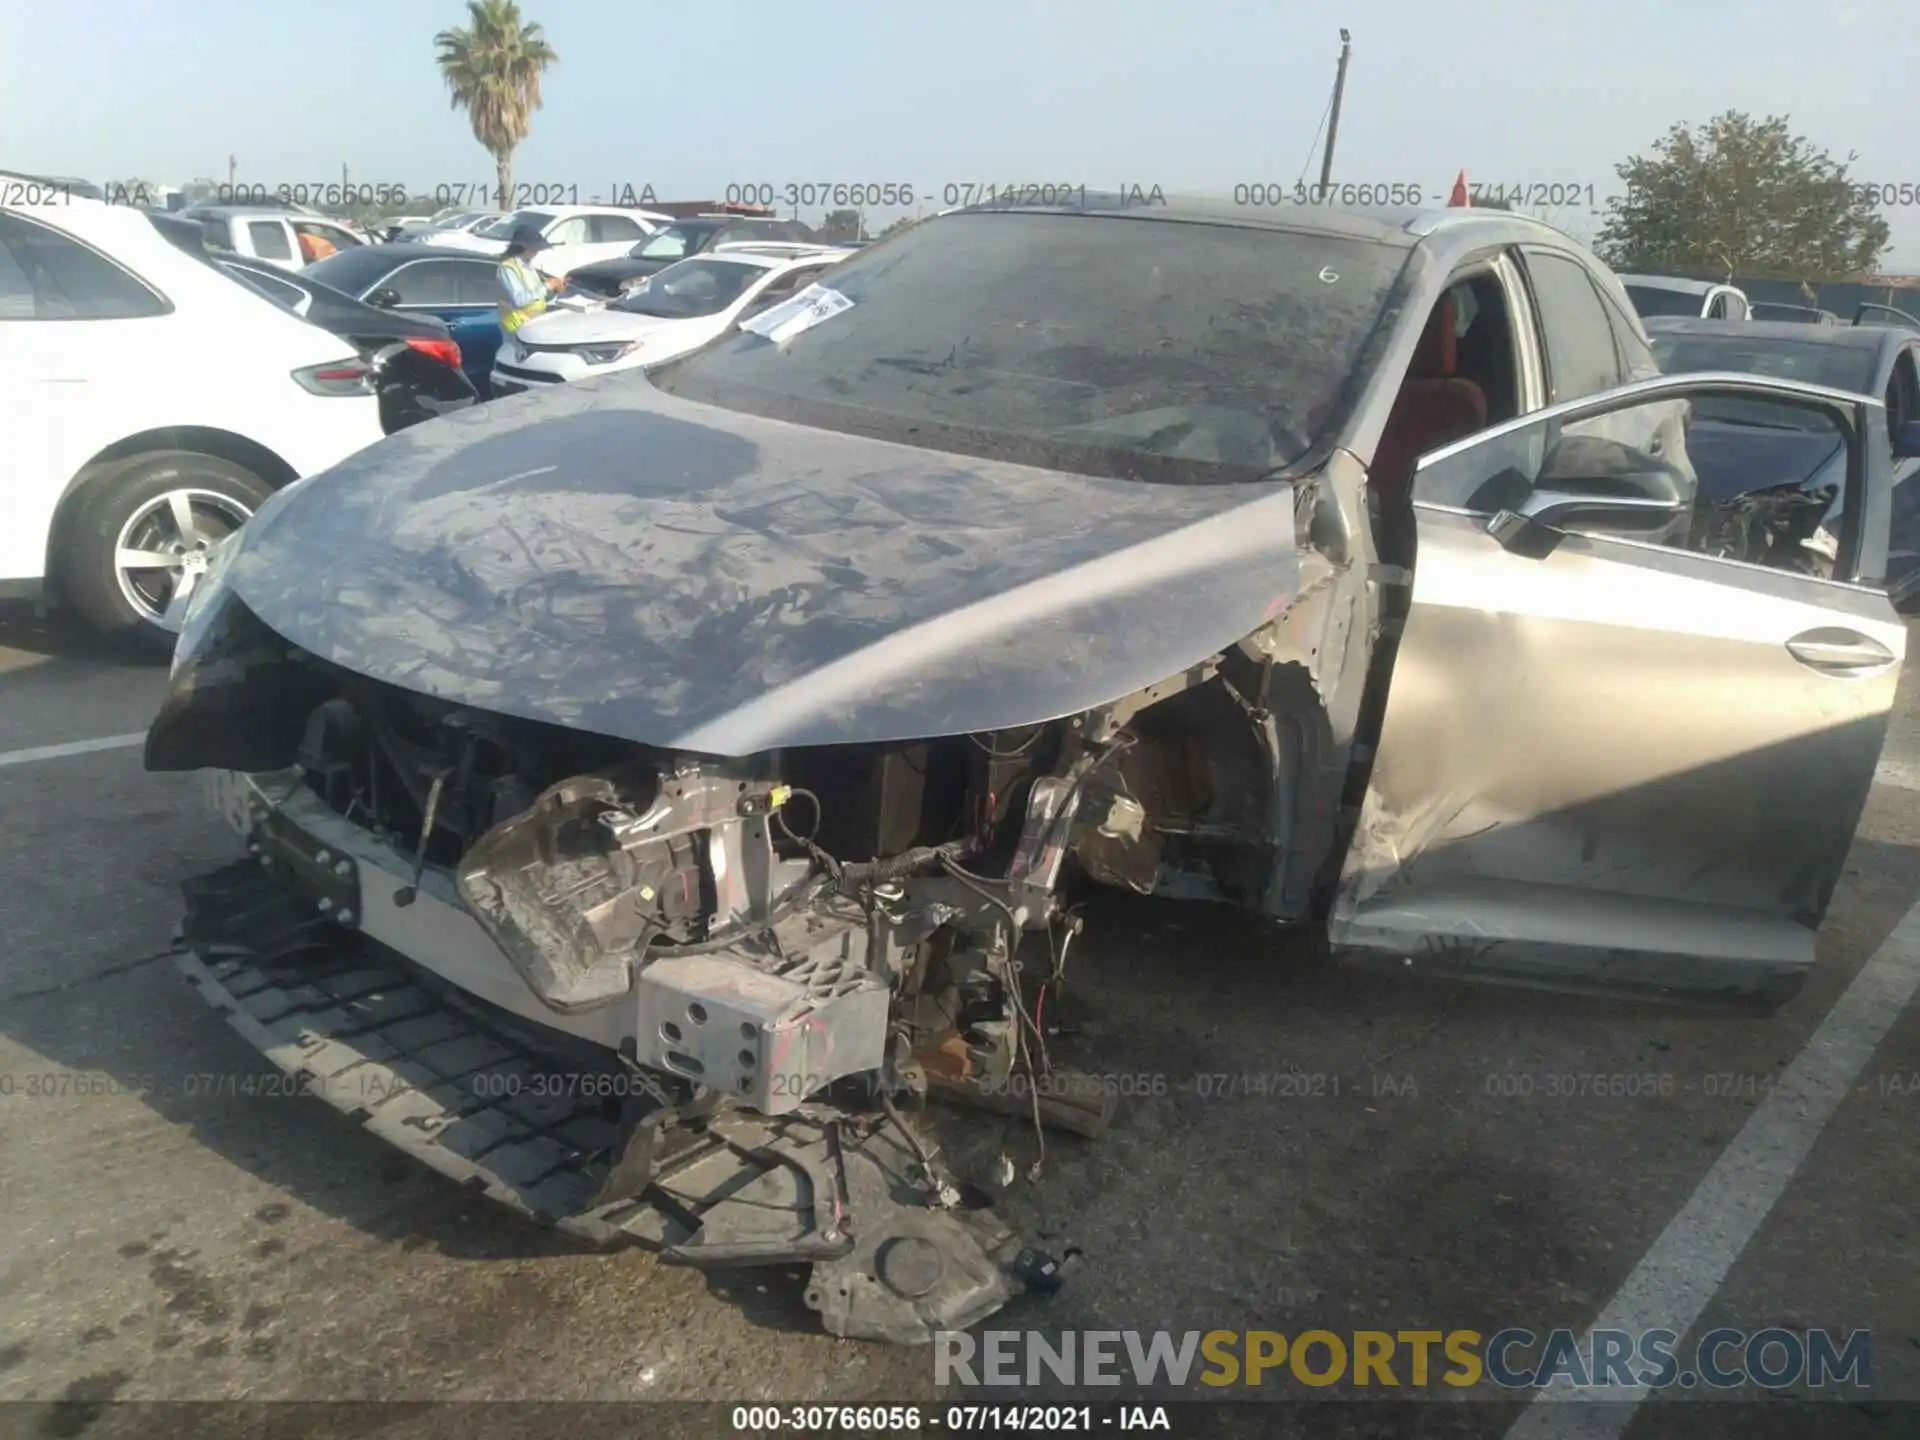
819 208 865 243
1596 111 1888 281
875 214 921 240
434 0 559 213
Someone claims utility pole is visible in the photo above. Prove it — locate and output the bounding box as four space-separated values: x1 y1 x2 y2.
228 154 237 184
1317 30 1353 194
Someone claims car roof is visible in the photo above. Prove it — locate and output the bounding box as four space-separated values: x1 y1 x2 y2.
188 205 335 220
510 203 669 219
690 243 857 270
1618 274 1725 295
950 189 1594 258
334 243 496 265
1643 316 1895 350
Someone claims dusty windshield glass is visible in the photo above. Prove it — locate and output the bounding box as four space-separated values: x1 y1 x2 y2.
652 211 1406 482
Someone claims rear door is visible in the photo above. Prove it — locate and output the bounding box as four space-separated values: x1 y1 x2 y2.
1330 373 1902 1001
447 258 506 391
577 212 650 269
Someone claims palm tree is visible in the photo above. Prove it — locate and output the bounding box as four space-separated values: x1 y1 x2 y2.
434 0 558 213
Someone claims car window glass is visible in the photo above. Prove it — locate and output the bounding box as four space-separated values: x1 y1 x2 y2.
307 223 357 251
452 260 498 305
386 260 464 306
1526 250 1626 402
223 264 303 310
0 213 168 319
654 211 1408 482
751 265 829 307
638 228 695 259
546 216 591 245
0 229 35 318
1415 390 1855 578
248 220 293 260
590 214 644 242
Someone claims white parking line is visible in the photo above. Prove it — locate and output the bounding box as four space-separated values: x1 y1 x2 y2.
0 732 147 770
1504 898 1920 1439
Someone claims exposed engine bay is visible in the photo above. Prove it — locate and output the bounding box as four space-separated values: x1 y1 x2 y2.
153 593 1343 1342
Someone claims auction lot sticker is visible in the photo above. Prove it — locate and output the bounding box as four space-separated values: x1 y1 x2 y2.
741 284 855 345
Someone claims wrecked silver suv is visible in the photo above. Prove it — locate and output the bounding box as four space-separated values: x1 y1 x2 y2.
149 196 1908 1342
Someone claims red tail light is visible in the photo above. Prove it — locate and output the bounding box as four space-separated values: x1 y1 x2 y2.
291 357 375 396
405 335 463 368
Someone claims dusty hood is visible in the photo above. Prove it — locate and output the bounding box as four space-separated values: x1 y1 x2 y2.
224 379 1306 754
517 307 678 346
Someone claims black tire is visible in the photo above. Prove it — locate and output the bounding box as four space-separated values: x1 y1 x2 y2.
59 450 275 657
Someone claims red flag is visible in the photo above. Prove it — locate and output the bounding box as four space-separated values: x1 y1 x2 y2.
1448 171 1470 207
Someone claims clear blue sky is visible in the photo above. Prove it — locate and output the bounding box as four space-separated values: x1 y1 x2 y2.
5 0 1915 268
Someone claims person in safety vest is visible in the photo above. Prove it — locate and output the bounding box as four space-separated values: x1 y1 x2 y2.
497 223 566 334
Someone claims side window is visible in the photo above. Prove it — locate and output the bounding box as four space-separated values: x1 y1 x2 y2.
590 214 644 243
0 213 169 319
385 261 464 306
0 228 36 318
1522 249 1626 403
1415 388 1857 579
452 261 499 306
247 220 294 260
546 216 591 245
306 223 358 252
223 264 304 310
1888 349 1920 449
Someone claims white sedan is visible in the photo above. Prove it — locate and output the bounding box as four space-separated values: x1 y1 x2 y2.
490 244 855 394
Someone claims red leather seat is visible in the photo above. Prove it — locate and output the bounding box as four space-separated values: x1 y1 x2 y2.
1371 296 1489 501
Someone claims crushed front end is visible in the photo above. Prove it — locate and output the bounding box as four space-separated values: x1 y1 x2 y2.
151 585 1341 1341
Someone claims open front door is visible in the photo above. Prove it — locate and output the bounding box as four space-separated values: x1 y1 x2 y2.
1330 372 1903 1000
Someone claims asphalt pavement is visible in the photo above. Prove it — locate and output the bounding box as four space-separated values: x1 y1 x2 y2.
1 598 1917 1439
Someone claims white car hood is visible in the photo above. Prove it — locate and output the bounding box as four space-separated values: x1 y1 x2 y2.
516 308 688 346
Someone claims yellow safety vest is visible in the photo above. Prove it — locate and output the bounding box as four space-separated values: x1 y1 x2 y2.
498 257 550 334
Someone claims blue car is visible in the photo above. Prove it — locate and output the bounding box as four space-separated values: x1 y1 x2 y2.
303 244 504 397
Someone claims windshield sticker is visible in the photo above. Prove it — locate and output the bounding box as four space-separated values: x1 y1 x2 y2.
739 283 854 344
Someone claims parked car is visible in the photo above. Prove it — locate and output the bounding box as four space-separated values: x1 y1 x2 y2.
1749 302 1844 325
491 244 856 394
0 184 384 650
141 214 478 435
393 210 505 244
214 256 479 433
422 204 672 276
1647 315 1920 602
562 215 823 299
186 206 368 271
1618 274 1750 320
150 194 1914 1344
300 244 505 397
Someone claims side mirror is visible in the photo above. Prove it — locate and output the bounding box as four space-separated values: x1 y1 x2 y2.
1894 421 1920 460
368 287 401 309
1488 491 1689 556
1514 490 1689 529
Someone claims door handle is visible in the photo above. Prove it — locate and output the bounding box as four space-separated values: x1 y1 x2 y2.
1786 627 1898 674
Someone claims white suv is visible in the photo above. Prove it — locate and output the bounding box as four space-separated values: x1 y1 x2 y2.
0 189 386 651
427 204 672 277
